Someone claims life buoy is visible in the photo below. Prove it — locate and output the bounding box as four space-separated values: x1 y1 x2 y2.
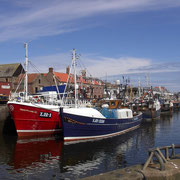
34 96 40 103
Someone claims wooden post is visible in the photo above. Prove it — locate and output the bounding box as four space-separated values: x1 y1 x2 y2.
165 147 170 160
171 144 175 158
149 151 154 164
154 151 165 171
143 152 154 171
156 148 167 163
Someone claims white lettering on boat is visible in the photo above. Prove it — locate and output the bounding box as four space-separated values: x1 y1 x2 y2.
39 112 52 118
1 85 10 89
20 108 37 114
133 117 138 121
92 119 105 124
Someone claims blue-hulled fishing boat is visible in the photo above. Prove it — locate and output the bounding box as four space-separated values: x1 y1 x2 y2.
60 107 142 142
60 49 142 142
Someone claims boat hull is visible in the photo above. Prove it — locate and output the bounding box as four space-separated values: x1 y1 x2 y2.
173 102 180 111
161 104 173 114
8 102 61 137
142 109 161 120
60 109 142 142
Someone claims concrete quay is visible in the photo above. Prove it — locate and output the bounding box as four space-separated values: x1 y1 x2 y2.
81 155 180 180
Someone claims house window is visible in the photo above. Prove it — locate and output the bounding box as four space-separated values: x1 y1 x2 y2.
39 79 41 84
111 101 115 106
126 111 129 117
6 78 8 82
35 87 38 93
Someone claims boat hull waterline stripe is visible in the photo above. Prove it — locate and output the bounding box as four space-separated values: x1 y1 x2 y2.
17 129 61 133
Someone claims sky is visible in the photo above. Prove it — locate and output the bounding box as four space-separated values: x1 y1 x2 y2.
0 0 180 92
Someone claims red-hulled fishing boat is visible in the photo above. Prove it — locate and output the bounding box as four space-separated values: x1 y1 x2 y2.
8 101 61 137
7 43 61 137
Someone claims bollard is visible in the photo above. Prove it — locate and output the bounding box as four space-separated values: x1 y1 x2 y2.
171 144 175 158
165 147 170 160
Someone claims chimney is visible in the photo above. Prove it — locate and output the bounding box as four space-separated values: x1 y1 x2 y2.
81 69 86 77
49 67 53 73
66 66 70 74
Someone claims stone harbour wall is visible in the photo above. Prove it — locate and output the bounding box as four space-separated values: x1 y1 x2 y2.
0 105 16 135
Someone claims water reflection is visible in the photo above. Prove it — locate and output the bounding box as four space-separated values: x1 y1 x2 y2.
9 136 62 171
61 134 133 171
1 129 145 179
59 123 157 179
59 133 133 179
0 111 179 179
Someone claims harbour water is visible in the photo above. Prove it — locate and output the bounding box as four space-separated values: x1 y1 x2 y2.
0 110 180 180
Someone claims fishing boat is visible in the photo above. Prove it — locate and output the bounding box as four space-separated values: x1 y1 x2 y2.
60 49 143 142
133 88 161 121
7 43 61 137
141 99 161 120
173 101 180 111
8 101 61 137
160 99 173 114
61 107 142 142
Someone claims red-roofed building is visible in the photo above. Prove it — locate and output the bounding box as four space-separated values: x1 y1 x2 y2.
14 67 71 94
76 71 104 99
53 72 68 83
13 67 104 99
14 73 50 94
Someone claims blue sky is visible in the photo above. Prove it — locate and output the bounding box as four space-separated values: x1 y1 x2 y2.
0 0 180 92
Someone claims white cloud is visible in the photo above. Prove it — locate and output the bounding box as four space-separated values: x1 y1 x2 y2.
29 51 180 79
133 62 180 73
84 56 152 77
1 0 180 41
29 51 152 77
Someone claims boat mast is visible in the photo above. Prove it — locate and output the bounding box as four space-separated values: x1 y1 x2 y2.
72 49 77 108
24 43 28 101
138 78 141 98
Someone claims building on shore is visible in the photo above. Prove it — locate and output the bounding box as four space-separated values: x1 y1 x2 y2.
10 65 104 100
0 63 24 96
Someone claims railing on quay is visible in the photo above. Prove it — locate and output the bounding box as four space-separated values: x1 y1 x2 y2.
143 144 180 171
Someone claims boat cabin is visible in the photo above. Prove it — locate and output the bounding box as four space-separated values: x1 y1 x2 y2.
100 99 123 109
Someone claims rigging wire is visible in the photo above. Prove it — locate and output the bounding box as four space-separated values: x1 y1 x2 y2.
29 61 42 73
78 58 93 77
